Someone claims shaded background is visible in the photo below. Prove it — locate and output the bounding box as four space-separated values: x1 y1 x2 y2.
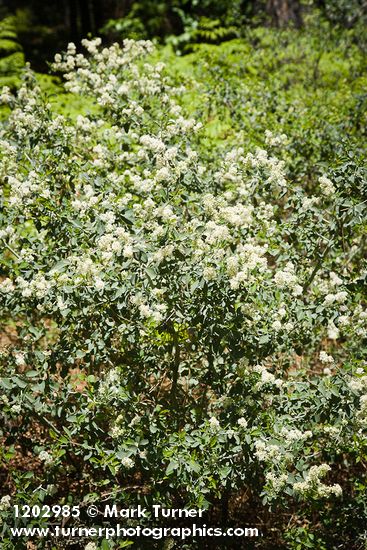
1 0 367 71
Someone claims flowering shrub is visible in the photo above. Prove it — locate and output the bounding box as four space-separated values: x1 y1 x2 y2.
0 38 366 548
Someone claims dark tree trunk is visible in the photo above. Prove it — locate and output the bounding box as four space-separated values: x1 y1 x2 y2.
92 0 105 34
68 0 79 43
80 0 92 36
266 0 303 27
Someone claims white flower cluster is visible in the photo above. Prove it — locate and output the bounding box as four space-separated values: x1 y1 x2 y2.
121 457 134 469
256 426 313 489
319 175 336 196
98 369 123 401
39 450 53 466
265 472 288 495
0 395 9 405
293 464 342 498
255 440 283 462
214 146 287 192
227 242 269 290
0 495 11 511
347 366 367 392
0 86 12 104
208 417 220 430
264 129 288 147
15 274 54 299
279 427 312 444
356 394 367 426
319 351 334 364
253 364 283 390
130 294 167 324
110 414 125 439
349 306 367 338
323 425 341 437
327 320 339 340
237 417 248 428
271 303 294 332
52 38 165 110
0 278 15 293
14 352 26 366
323 291 348 306
274 262 302 296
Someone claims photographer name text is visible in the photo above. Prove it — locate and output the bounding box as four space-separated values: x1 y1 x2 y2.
14 504 204 520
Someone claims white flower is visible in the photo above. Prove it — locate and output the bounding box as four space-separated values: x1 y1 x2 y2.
293 463 341 498
14 352 26 366
85 543 97 550
123 244 134 258
330 272 343 286
67 42 77 55
335 291 347 303
319 175 335 195
264 130 288 147
0 86 12 104
272 320 282 331
292 284 303 296
338 315 350 327
318 483 342 497
327 322 339 340
11 404 21 414
0 495 11 511
274 269 298 289
348 378 364 392
278 307 287 318
253 365 281 389
324 293 336 306
39 450 53 466
208 417 220 429
110 425 124 438
57 296 68 311
323 426 340 436
280 427 311 443
237 417 248 428
255 441 282 462
155 166 171 182
121 457 134 469
139 304 152 318
205 221 230 244
265 472 288 494
319 351 334 364
0 395 9 405
301 196 319 210
203 267 217 281
94 278 105 291
0 278 15 293
358 394 367 415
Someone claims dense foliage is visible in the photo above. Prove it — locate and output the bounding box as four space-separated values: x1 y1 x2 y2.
0 29 366 550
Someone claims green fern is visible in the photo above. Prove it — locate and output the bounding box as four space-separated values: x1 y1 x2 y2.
193 17 238 43
0 16 24 88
